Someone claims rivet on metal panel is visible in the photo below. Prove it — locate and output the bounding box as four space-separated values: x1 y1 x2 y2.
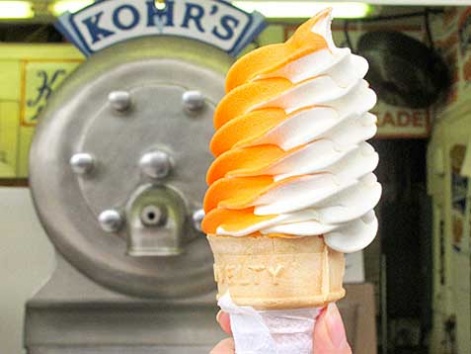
192 208 205 232
139 150 172 179
98 209 123 233
69 153 95 175
108 91 132 112
182 90 205 112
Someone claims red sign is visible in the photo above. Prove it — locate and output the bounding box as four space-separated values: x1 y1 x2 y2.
374 103 430 139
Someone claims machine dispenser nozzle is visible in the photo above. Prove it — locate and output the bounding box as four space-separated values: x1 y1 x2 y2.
126 185 186 257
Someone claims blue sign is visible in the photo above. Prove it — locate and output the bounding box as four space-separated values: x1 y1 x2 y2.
55 0 266 57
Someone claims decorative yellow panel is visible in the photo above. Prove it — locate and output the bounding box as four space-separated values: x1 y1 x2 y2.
17 126 35 178
0 61 21 101
21 60 81 125
0 101 19 177
0 44 83 180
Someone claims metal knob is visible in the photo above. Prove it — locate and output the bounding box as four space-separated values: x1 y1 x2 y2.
70 153 94 175
98 209 123 233
139 150 172 179
108 91 131 111
182 90 205 112
192 209 205 232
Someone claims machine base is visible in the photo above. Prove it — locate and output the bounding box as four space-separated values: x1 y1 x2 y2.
29 347 213 354
25 255 224 354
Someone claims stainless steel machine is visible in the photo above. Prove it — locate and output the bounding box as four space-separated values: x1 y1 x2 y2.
25 36 233 354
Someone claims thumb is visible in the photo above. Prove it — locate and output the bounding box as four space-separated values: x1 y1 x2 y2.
313 303 352 353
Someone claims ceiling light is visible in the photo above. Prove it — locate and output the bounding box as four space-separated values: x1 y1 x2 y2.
0 1 34 19
51 0 94 16
233 1 371 19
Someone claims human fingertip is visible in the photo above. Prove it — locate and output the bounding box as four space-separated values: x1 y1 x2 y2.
216 311 232 335
216 310 223 324
210 338 235 354
325 303 350 350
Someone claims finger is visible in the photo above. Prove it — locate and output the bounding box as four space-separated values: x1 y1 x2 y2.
313 303 352 353
210 338 235 354
216 311 232 335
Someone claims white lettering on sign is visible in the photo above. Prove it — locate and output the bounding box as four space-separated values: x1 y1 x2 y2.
60 0 262 56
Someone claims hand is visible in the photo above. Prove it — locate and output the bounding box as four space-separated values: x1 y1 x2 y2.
210 303 352 354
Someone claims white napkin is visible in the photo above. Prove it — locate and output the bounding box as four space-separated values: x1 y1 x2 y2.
218 292 321 354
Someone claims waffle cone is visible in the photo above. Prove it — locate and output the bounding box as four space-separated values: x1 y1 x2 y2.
207 234 345 310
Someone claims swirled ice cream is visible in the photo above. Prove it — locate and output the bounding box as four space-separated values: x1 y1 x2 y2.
202 8 381 254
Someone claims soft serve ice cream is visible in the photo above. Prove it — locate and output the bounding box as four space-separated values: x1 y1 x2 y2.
203 9 381 254
203 9 381 353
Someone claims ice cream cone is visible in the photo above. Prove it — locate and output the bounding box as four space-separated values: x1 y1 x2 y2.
202 7 380 352
207 234 345 310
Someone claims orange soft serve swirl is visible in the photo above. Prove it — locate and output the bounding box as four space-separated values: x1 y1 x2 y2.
202 8 382 253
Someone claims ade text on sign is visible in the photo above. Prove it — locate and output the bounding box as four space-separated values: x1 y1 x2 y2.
374 104 430 138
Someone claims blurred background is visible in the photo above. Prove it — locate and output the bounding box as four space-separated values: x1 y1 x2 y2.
0 1 470 353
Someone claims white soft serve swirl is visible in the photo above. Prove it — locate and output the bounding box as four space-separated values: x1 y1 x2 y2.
216 13 381 253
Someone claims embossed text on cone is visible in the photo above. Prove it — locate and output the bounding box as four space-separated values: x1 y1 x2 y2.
208 235 345 309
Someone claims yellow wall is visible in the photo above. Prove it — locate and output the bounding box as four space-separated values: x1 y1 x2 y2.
428 102 471 354
0 44 83 178
428 7 471 354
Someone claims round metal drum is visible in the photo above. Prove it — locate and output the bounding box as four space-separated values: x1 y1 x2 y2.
29 37 232 298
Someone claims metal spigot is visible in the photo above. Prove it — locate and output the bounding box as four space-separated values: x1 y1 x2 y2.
125 185 186 257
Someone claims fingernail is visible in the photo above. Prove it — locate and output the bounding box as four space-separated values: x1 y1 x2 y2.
326 303 347 348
